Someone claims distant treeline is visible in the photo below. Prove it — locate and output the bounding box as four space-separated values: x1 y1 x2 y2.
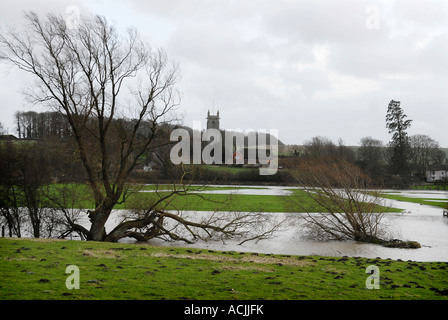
6 111 448 188
15 111 71 140
284 135 447 188
14 111 163 141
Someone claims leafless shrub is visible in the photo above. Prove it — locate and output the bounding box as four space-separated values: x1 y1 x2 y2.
290 157 393 243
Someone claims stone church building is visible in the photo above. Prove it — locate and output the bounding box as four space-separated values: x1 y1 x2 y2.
206 110 220 130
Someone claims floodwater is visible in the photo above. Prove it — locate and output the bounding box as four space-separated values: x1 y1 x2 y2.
113 186 448 262
7 185 446 261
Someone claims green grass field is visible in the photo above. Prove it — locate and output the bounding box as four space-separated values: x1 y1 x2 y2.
153 191 400 213
1 238 447 300
46 183 402 213
128 190 304 212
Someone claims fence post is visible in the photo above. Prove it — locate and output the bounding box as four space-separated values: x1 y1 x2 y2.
1 226 4 237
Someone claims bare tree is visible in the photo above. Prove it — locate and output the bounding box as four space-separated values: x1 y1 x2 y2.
290 158 391 243
302 136 337 159
0 12 180 241
357 136 386 184
17 143 51 238
0 142 23 237
409 134 442 178
0 140 51 238
0 12 281 244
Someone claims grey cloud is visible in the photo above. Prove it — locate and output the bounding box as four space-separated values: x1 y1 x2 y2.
262 0 384 45
0 0 447 147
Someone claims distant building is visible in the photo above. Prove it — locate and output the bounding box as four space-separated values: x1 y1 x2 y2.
0 134 18 141
426 164 448 182
206 110 220 130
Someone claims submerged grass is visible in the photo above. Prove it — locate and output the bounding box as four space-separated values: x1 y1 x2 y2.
1 238 447 300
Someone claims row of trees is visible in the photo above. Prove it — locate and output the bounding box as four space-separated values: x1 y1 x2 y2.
358 134 445 185
294 102 446 188
0 142 49 238
14 111 72 140
5 110 444 188
0 138 89 238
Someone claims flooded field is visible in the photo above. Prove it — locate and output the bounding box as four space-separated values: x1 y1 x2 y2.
121 186 448 262
12 185 446 262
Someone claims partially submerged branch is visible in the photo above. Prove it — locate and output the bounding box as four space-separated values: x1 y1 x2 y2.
105 176 287 244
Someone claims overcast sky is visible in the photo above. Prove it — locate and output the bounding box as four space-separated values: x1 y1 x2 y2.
1 0 447 146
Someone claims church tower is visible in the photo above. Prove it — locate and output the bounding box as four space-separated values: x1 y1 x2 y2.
206 110 220 130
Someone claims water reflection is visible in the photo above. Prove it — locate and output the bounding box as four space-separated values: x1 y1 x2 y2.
129 211 448 262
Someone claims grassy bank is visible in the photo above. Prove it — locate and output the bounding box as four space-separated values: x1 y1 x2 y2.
411 185 448 191
1 238 447 300
379 192 448 210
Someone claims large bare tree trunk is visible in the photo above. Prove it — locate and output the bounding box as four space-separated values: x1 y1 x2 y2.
88 210 110 241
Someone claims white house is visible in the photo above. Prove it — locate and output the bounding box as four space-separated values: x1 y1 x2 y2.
426 165 448 182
